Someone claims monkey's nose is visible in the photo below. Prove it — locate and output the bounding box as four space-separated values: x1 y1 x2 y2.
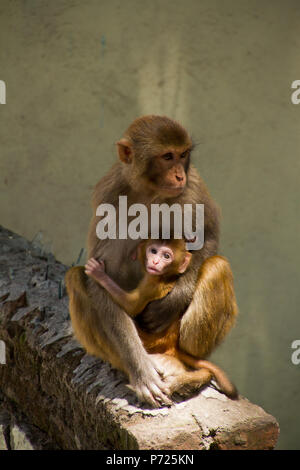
176 175 184 182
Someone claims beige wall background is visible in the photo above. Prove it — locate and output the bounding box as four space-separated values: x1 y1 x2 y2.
1 0 300 449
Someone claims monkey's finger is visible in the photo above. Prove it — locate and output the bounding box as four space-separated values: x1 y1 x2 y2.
150 384 173 407
149 355 168 378
148 362 172 397
152 393 172 408
160 384 172 397
85 260 94 267
127 384 160 408
156 395 173 407
140 387 161 408
126 384 135 393
153 372 172 395
134 385 158 408
153 364 168 379
85 262 99 272
86 258 99 267
84 267 94 275
157 385 172 403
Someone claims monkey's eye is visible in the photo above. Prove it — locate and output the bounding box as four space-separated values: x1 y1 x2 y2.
162 153 173 160
163 253 170 259
181 151 188 158
151 248 157 254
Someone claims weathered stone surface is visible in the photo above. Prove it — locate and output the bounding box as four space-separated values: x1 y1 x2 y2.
10 425 34 450
0 397 58 450
0 424 8 450
0 394 60 450
0 226 280 450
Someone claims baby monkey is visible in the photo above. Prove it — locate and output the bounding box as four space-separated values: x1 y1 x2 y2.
85 239 238 399
85 239 191 317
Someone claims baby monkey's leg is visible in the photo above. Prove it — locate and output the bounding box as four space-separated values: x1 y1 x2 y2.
149 354 212 397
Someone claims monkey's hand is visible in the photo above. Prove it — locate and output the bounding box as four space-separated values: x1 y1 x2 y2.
128 357 173 408
85 258 106 282
136 266 198 333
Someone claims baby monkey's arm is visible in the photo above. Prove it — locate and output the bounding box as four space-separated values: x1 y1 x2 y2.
85 258 150 317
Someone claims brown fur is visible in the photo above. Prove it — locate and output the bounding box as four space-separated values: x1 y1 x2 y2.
65 115 238 407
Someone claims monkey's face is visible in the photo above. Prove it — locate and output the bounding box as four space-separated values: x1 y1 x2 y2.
147 148 191 198
145 244 174 275
117 115 193 199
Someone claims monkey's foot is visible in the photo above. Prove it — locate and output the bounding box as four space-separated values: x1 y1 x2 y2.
129 362 173 408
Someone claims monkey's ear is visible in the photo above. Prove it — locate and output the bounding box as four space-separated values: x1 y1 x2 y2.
117 138 133 164
178 252 192 274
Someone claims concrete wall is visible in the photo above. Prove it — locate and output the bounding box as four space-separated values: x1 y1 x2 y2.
0 0 299 449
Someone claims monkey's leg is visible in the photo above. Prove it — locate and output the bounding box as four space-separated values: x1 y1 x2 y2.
65 267 172 408
149 354 212 397
66 267 122 367
179 255 238 359
168 369 213 397
177 350 238 398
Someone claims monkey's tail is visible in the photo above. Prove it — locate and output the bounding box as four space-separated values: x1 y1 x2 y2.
177 350 238 399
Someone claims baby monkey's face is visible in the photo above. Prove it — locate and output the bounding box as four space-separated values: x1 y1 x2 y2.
145 243 174 275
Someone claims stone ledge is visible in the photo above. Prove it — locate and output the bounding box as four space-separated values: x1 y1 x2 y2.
0 226 279 450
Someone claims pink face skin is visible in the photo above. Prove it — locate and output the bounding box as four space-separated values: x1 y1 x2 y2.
145 244 174 275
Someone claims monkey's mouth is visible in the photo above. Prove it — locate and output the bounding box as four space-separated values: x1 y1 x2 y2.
146 266 161 274
161 186 185 194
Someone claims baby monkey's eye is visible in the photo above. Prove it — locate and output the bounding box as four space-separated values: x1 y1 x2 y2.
151 248 157 254
163 253 170 259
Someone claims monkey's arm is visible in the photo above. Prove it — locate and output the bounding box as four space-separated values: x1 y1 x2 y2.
96 273 146 317
85 258 172 317
95 273 173 317
84 258 143 316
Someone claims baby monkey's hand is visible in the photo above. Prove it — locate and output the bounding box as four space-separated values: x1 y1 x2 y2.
85 258 106 282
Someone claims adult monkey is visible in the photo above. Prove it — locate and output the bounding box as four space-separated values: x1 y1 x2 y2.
65 115 238 407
